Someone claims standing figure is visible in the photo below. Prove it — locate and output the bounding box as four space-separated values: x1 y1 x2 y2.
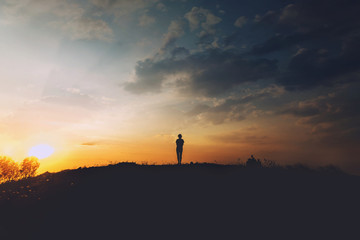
176 134 184 165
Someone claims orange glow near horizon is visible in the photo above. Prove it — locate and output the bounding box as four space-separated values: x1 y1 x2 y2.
1 114 359 176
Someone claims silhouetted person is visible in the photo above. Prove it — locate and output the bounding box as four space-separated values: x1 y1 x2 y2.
176 134 184 165
246 155 261 168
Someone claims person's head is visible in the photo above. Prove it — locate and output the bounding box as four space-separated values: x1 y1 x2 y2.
178 134 182 139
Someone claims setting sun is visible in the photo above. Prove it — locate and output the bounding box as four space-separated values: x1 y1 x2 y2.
28 144 55 159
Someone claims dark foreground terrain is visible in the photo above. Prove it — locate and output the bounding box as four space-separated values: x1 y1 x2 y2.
1 163 359 239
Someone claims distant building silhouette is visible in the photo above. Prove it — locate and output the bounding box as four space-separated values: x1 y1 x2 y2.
176 134 184 165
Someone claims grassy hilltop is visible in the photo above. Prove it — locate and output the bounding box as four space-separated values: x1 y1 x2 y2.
0 162 359 239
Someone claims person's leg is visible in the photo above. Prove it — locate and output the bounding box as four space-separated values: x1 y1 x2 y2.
179 149 182 165
176 150 180 164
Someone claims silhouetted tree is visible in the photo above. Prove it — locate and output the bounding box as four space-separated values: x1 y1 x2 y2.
20 157 40 179
0 156 20 183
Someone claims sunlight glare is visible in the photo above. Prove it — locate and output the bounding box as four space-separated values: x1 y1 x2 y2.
28 144 55 159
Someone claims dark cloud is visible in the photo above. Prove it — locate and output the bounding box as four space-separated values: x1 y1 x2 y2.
251 0 360 54
278 1 360 34
234 16 248 28
279 100 321 117
125 0 360 94
250 33 306 55
279 84 360 145
186 85 284 124
251 0 360 90
188 100 250 124
254 10 278 25
160 20 185 53
256 0 360 34
196 32 217 48
223 31 242 47
184 7 222 34
125 49 278 97
280 48 337 90
279 39 360 90
248 0 360 81
170 47 190 59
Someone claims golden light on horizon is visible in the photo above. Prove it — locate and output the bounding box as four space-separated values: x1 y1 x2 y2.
28 144 55 160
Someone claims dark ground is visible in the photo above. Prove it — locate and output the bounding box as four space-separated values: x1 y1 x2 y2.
0 163 359 239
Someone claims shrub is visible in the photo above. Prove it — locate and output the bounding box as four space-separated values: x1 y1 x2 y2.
20 157 40 178
0 156 40 183
0 156 20 183
262 158 278 168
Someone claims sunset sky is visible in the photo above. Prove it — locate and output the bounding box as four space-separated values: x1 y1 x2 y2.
0 0 359 174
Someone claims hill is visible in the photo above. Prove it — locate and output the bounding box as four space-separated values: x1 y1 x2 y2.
1 163 359 239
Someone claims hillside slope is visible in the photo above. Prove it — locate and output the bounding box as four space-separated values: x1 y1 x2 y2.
1 163 359 239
